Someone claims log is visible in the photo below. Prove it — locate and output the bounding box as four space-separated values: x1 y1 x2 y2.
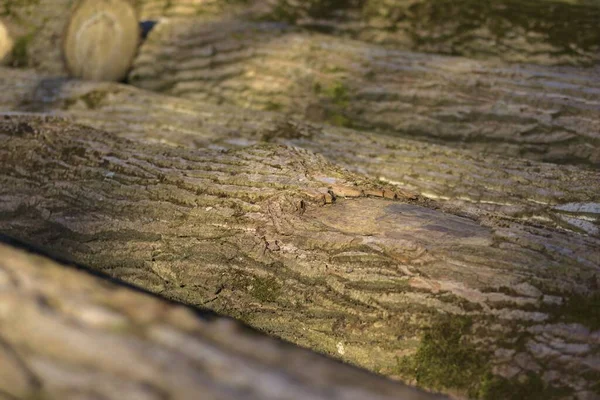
2 1 599 165
253 0 600 66
134 0 600 66
62 0 140 81
1 67 598 237
3 0 599 75
0 237 442 400
128 19 600 167
0 0 72 73
0 19 12 64
1 112 599 399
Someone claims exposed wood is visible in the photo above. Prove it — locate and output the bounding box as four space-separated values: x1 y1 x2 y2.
128 19 600 167
63 0 140 81
0 113 599 399
2 0 598 166
2 68 598 237
3 0 600 75
0 19 12 63
0 238 443 400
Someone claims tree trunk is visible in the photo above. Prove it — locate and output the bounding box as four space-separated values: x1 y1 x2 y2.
1 112 598 399
127 19 600 167
0 237 441 400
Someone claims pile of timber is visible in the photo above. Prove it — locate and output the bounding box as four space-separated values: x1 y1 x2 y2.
0 0 598 399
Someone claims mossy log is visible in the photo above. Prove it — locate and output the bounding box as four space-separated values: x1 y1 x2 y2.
254 0 600 66
2 1 599 166
128 19 600 167
2 0 599 74
1 67 599 238
0 0 73 73
0 238 441 400
0 106 599 399
133 0 600 66
1 0 599 398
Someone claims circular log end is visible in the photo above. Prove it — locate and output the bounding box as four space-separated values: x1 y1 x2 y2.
0 20 13 65
63 0 139 82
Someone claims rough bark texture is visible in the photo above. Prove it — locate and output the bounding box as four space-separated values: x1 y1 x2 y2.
0 0 72 73
2 68 599 237
0 0 599 398
3 0 600 75
128 19 600 167
1 112 599 399
255 0 600 66
0 238 442 400
133 0 600 66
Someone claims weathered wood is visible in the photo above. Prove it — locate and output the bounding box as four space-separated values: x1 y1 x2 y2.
0 0 247 75
255 0 600 66
2 0 598 166
128 19 600 167
1 113 599 399
2 67 598 237
0 1 599 398
134 0 600 66
3 0 599 76
0 0 72 73
0 238 443 400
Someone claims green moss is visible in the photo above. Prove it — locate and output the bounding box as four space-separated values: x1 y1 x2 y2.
397 314 579 398
322 81 350 107
1 0 40 18
396 315 489 396
328 113 352 127
11 32 34 67
478 371 573 400
230 270 282 303
264 101 283 112
80 91 108 110
249 276 281 303
313 81 350 106
363 0 600 64
556 292 600 330
314 81 354 127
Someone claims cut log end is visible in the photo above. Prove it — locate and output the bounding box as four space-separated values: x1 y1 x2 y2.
0 20 13 65
63 0 139 82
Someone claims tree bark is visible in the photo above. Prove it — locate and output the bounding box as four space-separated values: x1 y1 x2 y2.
127 19 600 167
1 0 599 398
0 112 599 399
133 0 600 66
0 237 442 400
3 0 600 73
2 67 599 237
3 0 599 166
252 0 600 66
